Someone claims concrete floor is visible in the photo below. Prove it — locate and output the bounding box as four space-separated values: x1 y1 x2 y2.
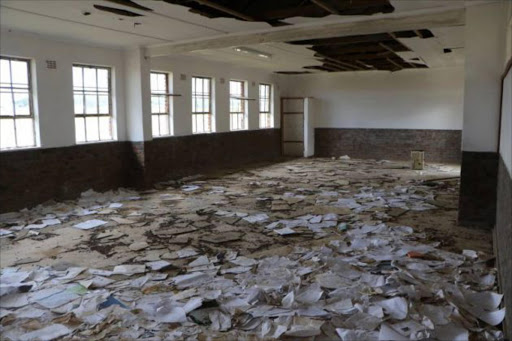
0 158 501 340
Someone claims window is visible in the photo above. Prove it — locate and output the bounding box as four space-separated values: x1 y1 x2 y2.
192 76 212 134
73 64 113 143
229 80 246 131
259 83 272 129
151 72 172 137
0 57 36 150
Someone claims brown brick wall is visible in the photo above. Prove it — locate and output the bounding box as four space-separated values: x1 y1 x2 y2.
0 142 132 213
0 129 281 213
144 128 282 184
315 128 462 163
496 156 512 340
458 151 499 228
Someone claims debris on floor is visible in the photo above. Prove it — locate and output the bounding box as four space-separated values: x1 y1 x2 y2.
0 158 502 340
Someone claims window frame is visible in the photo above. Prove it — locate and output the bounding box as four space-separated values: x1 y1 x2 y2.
191 76 213 134
72 63 114 143
150 71 172 137
229 79 247 131
259 83 272 129
0 56 37 150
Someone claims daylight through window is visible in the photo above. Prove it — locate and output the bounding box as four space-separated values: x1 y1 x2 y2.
73 65 113 143
0 57 36 150
192 76 212 134
229 80 246 131
151 72 172 137
259 83 272 129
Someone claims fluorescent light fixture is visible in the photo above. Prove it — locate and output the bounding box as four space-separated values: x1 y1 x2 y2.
233 46 272 59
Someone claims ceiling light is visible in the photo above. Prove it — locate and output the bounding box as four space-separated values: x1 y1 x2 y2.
233 47 272 59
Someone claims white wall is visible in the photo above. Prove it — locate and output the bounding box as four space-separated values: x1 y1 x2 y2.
278 67 464 130
462 2 507 152
500 67 512 175
0 30 127 149
150 55 280 136
0 31 281 150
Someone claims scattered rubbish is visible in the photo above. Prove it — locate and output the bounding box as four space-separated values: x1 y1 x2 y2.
73 219 108 230
0 158 501 340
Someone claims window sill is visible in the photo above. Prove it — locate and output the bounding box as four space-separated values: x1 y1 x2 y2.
153 135 175 139
0 145 40 152
76 139 117 146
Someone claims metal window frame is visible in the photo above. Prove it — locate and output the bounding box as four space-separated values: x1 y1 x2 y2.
259 83 272 128
191 76 212 134
0 56 36 149
72 64 113 143
229 79 246 131
150 71 171 137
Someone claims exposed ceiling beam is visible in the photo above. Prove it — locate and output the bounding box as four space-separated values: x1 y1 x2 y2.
146 7 465 57
386 57 404 70
192 0 257 22
310 0 340 15
315 53 362 70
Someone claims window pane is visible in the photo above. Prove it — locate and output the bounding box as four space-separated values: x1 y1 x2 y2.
99 116 112 140
73 67 83 89
15 118 34 147
74 94 84 114
98 94 109 114
85 94 98 114
85 116 99 141
75 117 85 143
97 69 109 91
0 118 15 149
152 115 159 136
11 61 29 87
197 114 204 133
151 96 158 113
83 67 97 90
159 114 169 136
14 92 30 115
0 59 11 85
0 91 14 116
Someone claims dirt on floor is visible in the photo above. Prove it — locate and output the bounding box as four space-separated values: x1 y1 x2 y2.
0 157 493 270
0 157 500 341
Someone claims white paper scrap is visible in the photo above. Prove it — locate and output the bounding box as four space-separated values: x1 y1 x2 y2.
112 265 146 276
375 297 408 320
74 219 108 230
20 324 72 341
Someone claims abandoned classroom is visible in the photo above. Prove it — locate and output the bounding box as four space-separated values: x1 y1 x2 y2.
0 0 511 340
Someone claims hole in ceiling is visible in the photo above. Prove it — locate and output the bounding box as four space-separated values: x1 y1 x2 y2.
161 0 394 27
289 30 433 72
93 4 144 17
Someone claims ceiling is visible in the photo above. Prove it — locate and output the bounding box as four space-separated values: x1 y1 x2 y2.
0 0 469 72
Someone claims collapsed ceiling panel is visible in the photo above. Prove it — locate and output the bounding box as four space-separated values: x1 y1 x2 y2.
289 30 434 72
162 0 394 27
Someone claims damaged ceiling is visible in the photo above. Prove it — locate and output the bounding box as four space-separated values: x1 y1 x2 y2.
290 30 434 72
160 0 395 27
